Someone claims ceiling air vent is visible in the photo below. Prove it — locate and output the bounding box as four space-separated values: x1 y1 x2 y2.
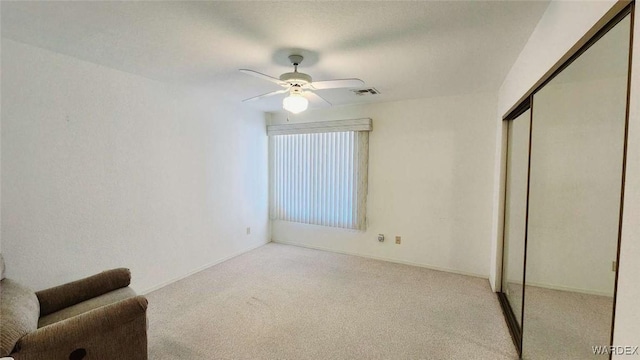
352 88 381 96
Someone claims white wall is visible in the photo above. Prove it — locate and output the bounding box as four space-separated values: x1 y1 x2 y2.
498 0 619 117
0 39 269 293
269 92 498 277
491 0 639 352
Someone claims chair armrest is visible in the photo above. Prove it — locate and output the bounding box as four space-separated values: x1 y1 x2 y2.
14 296 147 353
36 268 131 316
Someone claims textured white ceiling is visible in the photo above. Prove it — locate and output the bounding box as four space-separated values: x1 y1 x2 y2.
1 1 549 112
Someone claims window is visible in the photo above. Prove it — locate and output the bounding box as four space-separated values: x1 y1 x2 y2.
268 119 371 230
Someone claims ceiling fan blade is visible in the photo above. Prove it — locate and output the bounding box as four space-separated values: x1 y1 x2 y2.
240 69 287 87
242 88 289 102
310 78 365 90
305 91 332 107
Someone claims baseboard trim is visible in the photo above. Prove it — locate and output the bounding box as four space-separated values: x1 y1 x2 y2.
525 280 613 297
272 239 488 280
140 240 269 294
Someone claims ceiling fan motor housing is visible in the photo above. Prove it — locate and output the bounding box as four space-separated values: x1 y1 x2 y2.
280 71 312 85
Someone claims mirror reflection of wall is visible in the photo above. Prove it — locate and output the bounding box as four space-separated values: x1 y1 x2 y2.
522 14 630 360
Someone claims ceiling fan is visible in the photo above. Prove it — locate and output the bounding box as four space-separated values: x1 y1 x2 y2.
240 55 365 114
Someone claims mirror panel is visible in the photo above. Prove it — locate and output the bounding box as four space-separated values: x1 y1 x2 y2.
523 14 630 359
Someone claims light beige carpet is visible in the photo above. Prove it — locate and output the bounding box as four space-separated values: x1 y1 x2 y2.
522 285 613 360
146 243 517 359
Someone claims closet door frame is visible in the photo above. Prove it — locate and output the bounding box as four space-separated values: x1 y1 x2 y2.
498 99 532 359
497 3 634 358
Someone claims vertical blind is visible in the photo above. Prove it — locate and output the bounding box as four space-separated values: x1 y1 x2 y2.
269 127 369 230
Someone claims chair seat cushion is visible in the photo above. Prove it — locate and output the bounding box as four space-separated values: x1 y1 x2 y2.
0 279 40 356
38 287 136 328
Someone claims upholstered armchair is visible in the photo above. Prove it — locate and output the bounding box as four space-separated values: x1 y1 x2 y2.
0 255 148 360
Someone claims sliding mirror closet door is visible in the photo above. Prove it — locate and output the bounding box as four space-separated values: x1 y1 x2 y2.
522 13 631 360
501 109 530 343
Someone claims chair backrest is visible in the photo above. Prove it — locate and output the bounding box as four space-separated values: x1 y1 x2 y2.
0 255 40 357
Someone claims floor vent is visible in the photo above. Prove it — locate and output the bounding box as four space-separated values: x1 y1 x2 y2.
352 88 381 96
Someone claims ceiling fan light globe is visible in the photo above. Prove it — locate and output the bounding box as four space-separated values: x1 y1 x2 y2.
283 94 309 114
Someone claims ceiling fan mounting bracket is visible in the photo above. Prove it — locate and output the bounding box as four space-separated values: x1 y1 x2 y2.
279 55 312 84
288 55 304 66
